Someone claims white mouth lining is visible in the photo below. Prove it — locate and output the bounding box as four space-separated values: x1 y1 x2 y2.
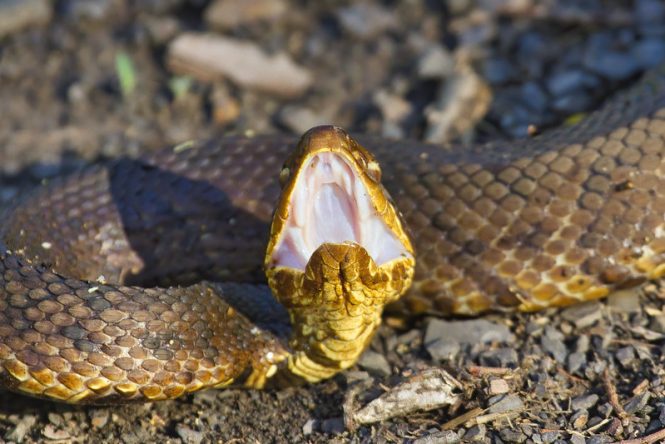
271 152 408 270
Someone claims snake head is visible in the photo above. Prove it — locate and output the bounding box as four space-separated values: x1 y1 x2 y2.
264 125 415 382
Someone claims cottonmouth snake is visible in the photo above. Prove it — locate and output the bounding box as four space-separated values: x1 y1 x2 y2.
2 65 665 404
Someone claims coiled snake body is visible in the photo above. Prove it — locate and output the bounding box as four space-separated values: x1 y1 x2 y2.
2 65 665 403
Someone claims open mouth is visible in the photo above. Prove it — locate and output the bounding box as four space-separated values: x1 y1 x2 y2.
271 152 409 270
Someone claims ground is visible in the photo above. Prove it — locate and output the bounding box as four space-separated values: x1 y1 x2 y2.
1 0 665 442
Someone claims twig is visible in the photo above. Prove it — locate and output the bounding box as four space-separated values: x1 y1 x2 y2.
613 426 665 444
441 407 484 430
467 365 511 377
602 367 627 419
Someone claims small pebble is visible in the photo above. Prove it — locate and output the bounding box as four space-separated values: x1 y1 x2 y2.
204 0 287 29
321 417 345 435
42 425 70 441
5 414 36 442
336 3 398 40
302 419 317 435
59 0 112 21
277 105 330 135
425 319 514 347
570 434 586 444
0 0 51 38
567 351 587 374
561 301 603 328
571 393 599 411
463 424 486 441
607 290 642 313
488 394 524 414
632 38 665 68
358 350 391 377
176 425 203 444
584 50 640 81
418 45 455 79
541 431 560 443
615 346 636 367
479 348 518 367
89 409 109 429
483 57 516 85
489 378 510 395
570 409 589 429
413 430 460 444
499 428 525 443
624 392 650 414
540 327 568 364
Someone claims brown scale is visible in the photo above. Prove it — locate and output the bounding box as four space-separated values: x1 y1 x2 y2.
1 65 665 402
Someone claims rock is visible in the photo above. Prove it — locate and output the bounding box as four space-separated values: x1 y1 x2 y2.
479 348 518 367
0 0 51 38
463 424 486 441
89 409 109 428
58 0 113 21
571 393 599 411
488 394 524 414
633 38 665 68
551 93 593 114
42 425 70 441
570 434 587 444
615 346 636 367
277 105 330 135
540 327 568 364
584 50 640 81
570 409 589 429
358 350 391 377
210 86 241 125
302 419 317 435
561 301 603 329
425 318 514 361
418 45 455 79
649 314 665 333
636 0 665 24
373 90 412 123
546 70 598 96
176 425 203 444
143 15 180 45
624 392 650 414
426 318 515 346
607 289 642 313
500 428 526 443
205 0 287 30
520 82 548 113
541 431 561 443
336 3 398 40
424 58 491 143
413 430 460 444
5 414 36 442
321 417 345 434
168 33 312 98
426 338 460 361
489 378 510 395
483 57 516 85
567 351 587 374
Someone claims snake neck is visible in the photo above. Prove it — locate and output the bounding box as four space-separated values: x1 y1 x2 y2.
267 242 414 383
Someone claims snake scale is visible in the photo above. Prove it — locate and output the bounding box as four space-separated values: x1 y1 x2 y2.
1 64 665 404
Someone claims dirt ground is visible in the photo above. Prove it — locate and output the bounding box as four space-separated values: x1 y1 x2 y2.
1 0 665 443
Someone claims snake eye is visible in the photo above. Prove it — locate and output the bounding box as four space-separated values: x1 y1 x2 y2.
366 160 382 182
279 167 291 187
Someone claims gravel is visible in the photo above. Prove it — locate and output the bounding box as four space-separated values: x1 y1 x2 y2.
0 0 664 442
